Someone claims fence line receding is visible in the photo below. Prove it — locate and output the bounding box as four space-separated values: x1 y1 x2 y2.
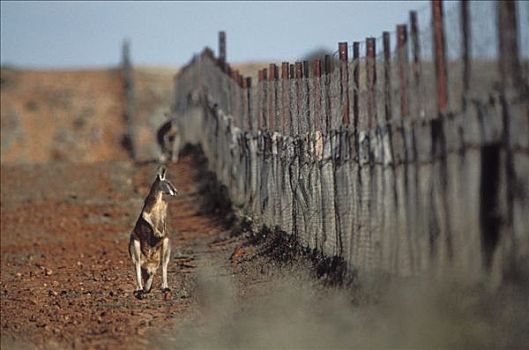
172 0 529 281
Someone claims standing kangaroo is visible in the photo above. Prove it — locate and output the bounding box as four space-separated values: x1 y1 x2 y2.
157 118 181 164
129 165 178 299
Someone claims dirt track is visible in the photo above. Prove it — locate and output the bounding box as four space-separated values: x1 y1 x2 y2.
0 149 245 349
1 146 361 350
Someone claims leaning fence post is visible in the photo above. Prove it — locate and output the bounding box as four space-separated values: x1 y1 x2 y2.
432 0 448 115
339 42 350 126
366 37 377 129
397 24 409 119
383 32 392 122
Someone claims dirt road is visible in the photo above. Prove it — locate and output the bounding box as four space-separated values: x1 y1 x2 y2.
0 148 241 349
2 146 350 350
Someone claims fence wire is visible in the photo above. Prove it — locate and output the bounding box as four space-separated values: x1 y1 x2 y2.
173 0 529 278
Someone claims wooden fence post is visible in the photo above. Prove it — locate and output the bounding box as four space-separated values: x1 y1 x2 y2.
339 42 350 126
303 60 311 133
281 62 290 135
383 32 392 122
236 71 243 129
268 64 278 132
227 64 234 113
410 11 423 117
432 0 448 115
219 31 226 71
258 70 264 130
295 62 303 134
324 55 333 133
246 77 253 132
241 76 247 130
366 37 377 128
460 1 470 96
397 24 409 118
262 68 268 131
313 59 322 132
498 0 523 92
353 42 360 131
290 63 296 134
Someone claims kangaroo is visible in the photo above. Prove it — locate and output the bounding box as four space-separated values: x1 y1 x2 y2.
157 118 181 164
129 165 178 299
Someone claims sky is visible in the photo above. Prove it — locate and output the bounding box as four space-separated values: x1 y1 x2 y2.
2 1 439 69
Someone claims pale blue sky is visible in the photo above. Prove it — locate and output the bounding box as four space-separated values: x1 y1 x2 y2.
2 1 437 68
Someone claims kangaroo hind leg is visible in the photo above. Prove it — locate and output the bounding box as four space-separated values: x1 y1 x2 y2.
142 268 155 293
161 237 171 292
130 239 144 298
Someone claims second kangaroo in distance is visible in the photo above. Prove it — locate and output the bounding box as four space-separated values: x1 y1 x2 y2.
129 165 178 299
157 117 181 164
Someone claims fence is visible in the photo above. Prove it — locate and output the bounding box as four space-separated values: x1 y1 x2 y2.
172 1 529 281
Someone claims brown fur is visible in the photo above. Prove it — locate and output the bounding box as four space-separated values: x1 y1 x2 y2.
157 120 181 163
129 166 176 297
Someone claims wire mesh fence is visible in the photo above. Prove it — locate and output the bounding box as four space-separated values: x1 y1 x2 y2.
172 0 528 279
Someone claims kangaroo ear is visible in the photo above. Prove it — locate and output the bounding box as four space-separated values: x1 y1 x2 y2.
157 165 167 180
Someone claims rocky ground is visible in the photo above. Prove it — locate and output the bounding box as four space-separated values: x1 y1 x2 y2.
1 150 203 349
3 148 528 350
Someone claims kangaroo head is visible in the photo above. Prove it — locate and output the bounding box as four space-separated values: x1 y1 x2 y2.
155 165 178 197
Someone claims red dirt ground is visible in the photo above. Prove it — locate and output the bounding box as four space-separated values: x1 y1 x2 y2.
0 152 237 349
1 68 129 163
0 65 269 349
